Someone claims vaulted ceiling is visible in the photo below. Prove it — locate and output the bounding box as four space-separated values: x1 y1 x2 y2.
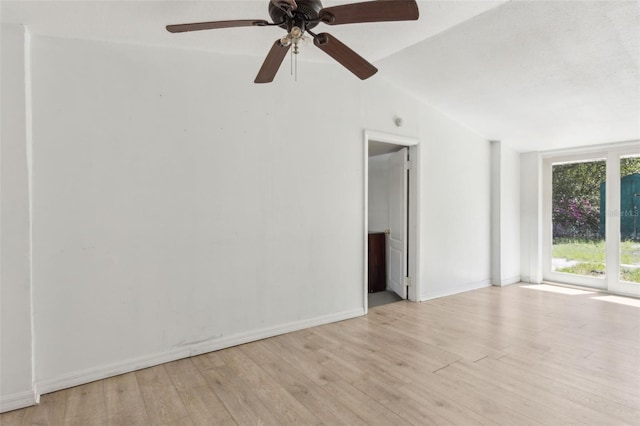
380 0 640 151
2 0 639 152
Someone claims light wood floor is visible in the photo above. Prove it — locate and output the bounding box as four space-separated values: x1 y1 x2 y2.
2 284 640 425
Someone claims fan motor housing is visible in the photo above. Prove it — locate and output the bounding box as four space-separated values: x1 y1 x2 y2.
269 0 323 31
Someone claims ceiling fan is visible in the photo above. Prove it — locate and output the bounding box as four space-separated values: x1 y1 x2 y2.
166 0 419 83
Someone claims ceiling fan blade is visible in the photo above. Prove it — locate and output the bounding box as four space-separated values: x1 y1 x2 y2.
255 40 291 83
313 33 377 80
320 0 419 26
166 19 269 33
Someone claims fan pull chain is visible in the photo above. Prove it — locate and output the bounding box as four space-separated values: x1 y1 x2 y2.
289 42 299 82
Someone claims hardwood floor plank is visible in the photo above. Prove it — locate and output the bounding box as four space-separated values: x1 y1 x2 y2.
163 358 236 425
433 364 545 425
3 284 638 425
163 358 208 391
397 376 500 426
216 348 321 425
328 318 457 372
385 394 457 426
475 355 640 425
499 347 640 409
236 341 283 366
0 409 25 426
199 365 280 425
322 380 412 426
106 412 150 426
442 358 602 425
15 389 67 426
174 385 236 426
63 381 106 425
135 366 192 425
103 372 148 422
190 349 226 371
64 415 108 426
260 334 342 385
256 357 368 426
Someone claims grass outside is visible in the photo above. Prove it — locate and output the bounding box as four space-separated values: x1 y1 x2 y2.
552 239 640 283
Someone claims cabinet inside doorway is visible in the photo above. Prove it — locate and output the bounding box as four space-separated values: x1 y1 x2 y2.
368 232 386 293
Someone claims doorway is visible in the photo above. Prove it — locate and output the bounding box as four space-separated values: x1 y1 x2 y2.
542 145 640 297
364 131 420 312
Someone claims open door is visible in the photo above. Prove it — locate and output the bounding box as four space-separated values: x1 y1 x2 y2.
387 148 408 299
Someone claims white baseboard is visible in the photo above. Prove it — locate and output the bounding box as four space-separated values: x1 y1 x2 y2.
498 276 521 286
0 389 36 413
189 308 365 355
35 308 365 398
36 347 191 396
520 275 543 284
419 279 491 302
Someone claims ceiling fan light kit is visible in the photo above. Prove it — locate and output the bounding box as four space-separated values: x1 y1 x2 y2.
166 0 419 84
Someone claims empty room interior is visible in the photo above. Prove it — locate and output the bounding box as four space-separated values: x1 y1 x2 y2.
1 0 639 424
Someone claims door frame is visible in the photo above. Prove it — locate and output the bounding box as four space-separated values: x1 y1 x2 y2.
364 130 421 312
542 151 609 290
541 141 640 297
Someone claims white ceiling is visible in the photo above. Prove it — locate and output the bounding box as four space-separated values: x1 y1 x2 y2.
0 1 506 61
379 0 640 151
2 0 639 152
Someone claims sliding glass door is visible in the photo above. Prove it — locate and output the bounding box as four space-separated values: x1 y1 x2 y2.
543 146 640 297
613 153 640 294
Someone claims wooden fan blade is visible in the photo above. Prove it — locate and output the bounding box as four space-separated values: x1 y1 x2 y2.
166 20 269 33
320 0 419 26
313 33 377 80
255 40 291 83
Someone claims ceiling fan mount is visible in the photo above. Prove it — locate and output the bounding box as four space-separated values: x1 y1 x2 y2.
268 0 324 32
166 0 419 83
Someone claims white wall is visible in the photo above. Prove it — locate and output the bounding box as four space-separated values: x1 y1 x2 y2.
490 141 521 286
368 154 391 232
0 24 35 411
520 152 543 283
29 35 369 389
417 102 493 300
1 33 498 405
500 144 521 283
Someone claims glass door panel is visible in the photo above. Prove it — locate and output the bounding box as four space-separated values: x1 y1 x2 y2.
551 159 607 279
620 154 640 284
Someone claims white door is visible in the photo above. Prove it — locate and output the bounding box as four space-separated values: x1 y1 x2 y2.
388 148 408 299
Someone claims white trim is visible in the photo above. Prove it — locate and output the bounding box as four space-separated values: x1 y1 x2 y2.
490 141 501 285
190 308 363 355
540 140 640 158
419 279 492 302
364 130 421 308
37 348 190 396
605 150 621 292
609 148 640 296
364 139 369 315
542 153 609 290
24 25 37 406
35 308 364 397
0 390 37 413
541 142 640 296
365 131 418 147
499 276 521 286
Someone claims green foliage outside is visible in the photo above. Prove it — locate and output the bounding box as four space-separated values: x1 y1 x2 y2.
553 240 640 282
552 157 640 241
552 157 640 283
